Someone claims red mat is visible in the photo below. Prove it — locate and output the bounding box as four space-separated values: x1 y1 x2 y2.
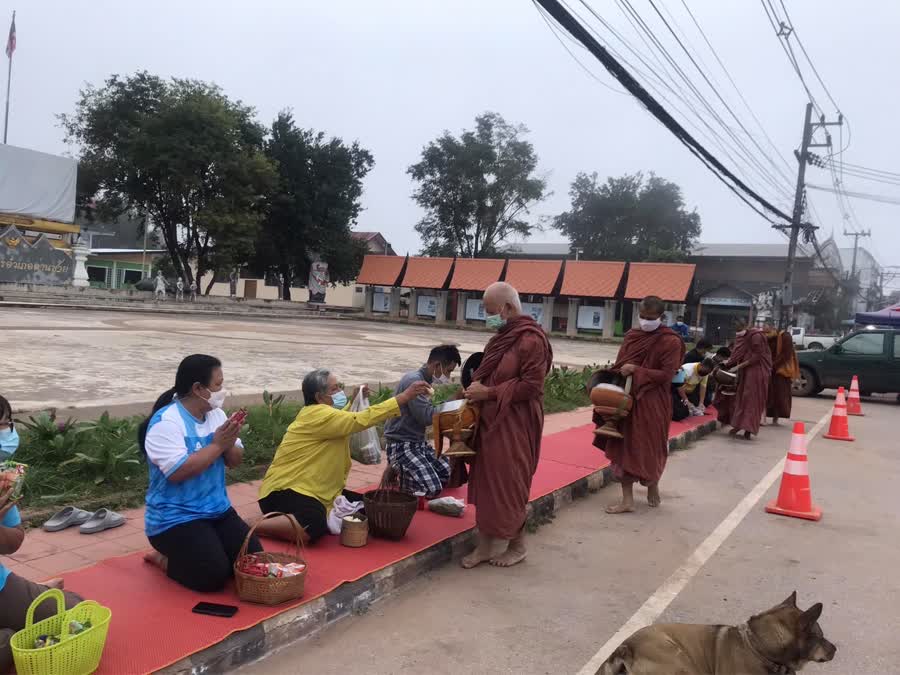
59 416 709 674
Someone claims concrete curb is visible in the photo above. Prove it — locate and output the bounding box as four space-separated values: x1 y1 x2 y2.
156 420 716 675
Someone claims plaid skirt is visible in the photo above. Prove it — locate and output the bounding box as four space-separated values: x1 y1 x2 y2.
385 440 450 499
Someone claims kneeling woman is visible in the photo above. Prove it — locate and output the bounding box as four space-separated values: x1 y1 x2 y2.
256 369 429 544
139 354 261 592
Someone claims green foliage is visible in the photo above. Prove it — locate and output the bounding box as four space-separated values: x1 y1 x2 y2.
59 71 277 289
254 111 373 300
543 366 593 414
554 172 701 262
15 411 81 465
238 393 301 468
408 112 548 258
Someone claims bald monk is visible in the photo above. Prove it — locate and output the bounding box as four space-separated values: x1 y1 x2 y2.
594 296 684 513
462 282 553 568
724 317 772 440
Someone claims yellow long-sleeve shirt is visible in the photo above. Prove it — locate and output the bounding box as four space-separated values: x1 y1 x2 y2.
259 397 401 511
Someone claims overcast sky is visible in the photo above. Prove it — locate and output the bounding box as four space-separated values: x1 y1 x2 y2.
5 0 898 283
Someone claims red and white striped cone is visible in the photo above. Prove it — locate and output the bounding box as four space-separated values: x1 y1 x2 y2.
823 386 855 442
766 422 822 521
847 376 865 416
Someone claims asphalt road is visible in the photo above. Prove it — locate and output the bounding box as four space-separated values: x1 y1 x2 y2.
239 395 899 675
2 308 620 412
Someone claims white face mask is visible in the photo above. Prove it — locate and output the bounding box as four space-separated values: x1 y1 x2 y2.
433 365 451 385
639 318 662 332
203 388 228 410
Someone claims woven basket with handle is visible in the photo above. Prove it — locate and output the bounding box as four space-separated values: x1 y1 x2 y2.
233 512 307 606
363 487 417 540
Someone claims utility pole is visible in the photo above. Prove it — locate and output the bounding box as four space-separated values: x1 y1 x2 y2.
778 104 842 328
844 229 870 280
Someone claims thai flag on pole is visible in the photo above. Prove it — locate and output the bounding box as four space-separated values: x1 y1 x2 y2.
5 12 15 59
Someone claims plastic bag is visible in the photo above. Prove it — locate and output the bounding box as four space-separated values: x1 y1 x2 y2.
327 495 365 535
349 389 382 465
427 496 466 518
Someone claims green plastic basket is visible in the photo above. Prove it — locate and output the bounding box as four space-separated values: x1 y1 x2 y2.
10 588 112 675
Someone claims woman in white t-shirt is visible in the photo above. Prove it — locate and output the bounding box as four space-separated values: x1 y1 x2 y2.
137 354 262 592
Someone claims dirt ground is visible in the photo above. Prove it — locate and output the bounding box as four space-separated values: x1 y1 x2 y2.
2 308 621 412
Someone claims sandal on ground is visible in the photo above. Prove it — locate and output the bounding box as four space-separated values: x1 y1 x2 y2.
43 507 93 532
79 508 127 534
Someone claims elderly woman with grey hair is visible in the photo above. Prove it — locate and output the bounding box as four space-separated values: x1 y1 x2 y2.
255 369 430 544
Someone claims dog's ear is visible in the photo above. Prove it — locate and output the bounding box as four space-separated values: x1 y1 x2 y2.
799 603 823 630
781 591 798 608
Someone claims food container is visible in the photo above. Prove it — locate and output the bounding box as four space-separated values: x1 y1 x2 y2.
340 514 368 548
588 370 633 439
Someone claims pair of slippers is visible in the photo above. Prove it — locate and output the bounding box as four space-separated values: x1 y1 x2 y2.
43 507 126 534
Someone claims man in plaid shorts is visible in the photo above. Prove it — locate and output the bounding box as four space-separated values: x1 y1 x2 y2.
383 345 462 497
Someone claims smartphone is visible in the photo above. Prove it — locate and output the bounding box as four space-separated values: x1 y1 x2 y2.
192 602 239 618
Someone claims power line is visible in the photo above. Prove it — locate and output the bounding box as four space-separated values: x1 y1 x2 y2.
777 0 843 114
559 0 792 208
677 0 796 181
759 0 823 114
807 183 900 207
601 0 793 205
533 0 792 223
645 0 796 192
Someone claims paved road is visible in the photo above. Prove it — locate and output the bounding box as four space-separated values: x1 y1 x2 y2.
2 308 620 411
239 396 899 675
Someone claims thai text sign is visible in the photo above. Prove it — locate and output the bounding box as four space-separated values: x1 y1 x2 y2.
0 226 74 284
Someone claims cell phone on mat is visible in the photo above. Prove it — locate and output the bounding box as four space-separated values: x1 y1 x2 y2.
192 602 238 618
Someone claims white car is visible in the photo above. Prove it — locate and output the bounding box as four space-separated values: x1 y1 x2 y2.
789 326 836 351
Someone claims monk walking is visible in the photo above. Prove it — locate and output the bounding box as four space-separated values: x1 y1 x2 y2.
462 282 553 568
724 317 772 439
764 323 798 425
595 296 684 513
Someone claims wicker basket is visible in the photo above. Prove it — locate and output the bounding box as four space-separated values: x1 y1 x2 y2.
340 514 369 547
10 588 112 675
233 512 307 606
363 489 417 540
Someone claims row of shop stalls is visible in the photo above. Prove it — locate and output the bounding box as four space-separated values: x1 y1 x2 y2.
355 255 696 338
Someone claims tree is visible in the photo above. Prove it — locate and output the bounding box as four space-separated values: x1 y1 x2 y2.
554 172 701 261
253 111 373 300
60 72 276 289
408 112 548 258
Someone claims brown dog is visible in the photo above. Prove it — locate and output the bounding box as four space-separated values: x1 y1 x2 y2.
598 592 836 675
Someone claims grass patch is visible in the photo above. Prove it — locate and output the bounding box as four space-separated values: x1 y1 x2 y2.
14 367 596 526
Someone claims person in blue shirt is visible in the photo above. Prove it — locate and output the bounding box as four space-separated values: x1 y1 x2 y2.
672 316 691 341
138 355 262 592
1 396 83 672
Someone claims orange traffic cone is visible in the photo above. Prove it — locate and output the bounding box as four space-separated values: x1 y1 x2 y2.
766 422 822 521
846 376 864 416
823 386 855 442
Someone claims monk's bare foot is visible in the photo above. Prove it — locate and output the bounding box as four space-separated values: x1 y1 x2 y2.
728 427 740 438
461 538 496 569
605 500 635 514
143 550 168 573
772 418 780 426
647 483 661 507
743 431 753 440
490 539 526 567
44 577 64 590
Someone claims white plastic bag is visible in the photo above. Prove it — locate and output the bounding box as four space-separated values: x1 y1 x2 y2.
326 495 365 535
349 389 382 465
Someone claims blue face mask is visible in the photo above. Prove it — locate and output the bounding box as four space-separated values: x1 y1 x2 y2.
330 391 348 410
485 314 506 331
0 427 19 460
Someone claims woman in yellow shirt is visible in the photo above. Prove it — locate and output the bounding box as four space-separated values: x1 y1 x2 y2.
256 368 430 544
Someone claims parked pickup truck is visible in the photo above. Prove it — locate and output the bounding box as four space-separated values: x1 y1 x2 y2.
793 326 900 396
789 326 836 351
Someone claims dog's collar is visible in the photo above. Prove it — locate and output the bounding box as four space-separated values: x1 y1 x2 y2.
738 623 794 675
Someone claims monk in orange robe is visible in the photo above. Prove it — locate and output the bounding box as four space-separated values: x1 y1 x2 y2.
593 295 684 513
725 317 772 439
462 282 553 568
